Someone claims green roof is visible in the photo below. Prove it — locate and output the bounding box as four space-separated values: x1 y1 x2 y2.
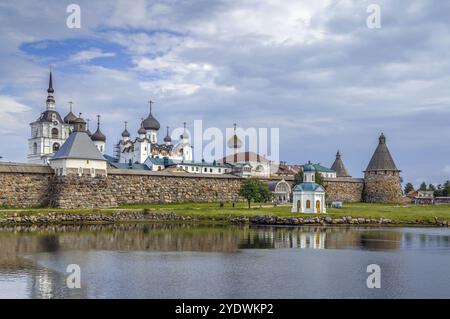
313 163 335 173
293 182 325 192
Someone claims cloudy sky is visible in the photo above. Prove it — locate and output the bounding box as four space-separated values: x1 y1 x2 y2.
0 0 449 186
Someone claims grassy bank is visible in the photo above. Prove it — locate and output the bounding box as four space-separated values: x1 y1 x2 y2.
1 202 449 224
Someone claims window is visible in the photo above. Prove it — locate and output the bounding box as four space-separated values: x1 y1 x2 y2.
33 143 38 154
306 200 311 209
218 168 221 173
51 128 59 139
210 168 213 173
78 167 83 176
90 168 96 177
52 143 60 152
312 174 315 182
204 168 207 172
191 167 194 171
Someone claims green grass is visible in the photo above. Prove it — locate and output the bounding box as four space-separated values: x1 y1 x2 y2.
1 202 450 223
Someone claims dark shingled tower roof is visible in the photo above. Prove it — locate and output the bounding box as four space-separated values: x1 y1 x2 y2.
365 133 400 172
331 150 351 177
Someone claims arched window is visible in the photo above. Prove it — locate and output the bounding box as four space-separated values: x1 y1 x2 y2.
53 143 60 152
306 200 311 209
316 200 321 212
33 143 38 154
51 128 59 139
255 165 264 172
296 200 301 213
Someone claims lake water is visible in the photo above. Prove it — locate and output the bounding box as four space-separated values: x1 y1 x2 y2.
0 223 449 299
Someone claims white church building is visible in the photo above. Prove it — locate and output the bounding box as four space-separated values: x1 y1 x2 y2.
291 162 327 214
28 70 107 164
116 102 193 166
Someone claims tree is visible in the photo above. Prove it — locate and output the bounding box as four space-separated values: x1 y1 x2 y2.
428 184 436 191
444 180 450 197
294 171 303 185
239 179 271 208
404 182 414 194
314 171 324 186
419 182 427 191
258 182 272 204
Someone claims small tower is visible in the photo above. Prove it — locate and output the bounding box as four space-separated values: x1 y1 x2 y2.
138 119 146 139
163 126 172 146
363 133 402 203
179 122 192 161
142 100 160 143
121 121 130 142
91 115 106 154
303 161 316 182
28 69 71 164
330 150 351 177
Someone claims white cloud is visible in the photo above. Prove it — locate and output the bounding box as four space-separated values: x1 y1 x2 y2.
69 48 115 63
0 95 31 134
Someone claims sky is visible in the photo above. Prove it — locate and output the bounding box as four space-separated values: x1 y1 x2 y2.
0 0 449 187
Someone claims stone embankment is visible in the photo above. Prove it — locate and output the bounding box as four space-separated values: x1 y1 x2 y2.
241 215 449 227
0 211 195 225
0 211 449 227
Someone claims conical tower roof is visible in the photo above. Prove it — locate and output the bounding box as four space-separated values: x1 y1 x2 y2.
365 133 400 172
331 150 351 177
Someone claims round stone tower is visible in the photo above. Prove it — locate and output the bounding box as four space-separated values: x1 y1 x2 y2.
363 133 402 203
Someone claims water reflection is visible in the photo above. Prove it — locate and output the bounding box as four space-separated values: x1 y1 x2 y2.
1 223 449 255
1 223 449 298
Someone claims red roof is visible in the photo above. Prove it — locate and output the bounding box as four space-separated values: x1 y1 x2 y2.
219 151 270 163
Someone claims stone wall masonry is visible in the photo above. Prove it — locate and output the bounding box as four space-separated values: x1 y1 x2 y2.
0 163 54 208
0 162 400 209
49 169 244 209
323 178 364 203
363 173 403 203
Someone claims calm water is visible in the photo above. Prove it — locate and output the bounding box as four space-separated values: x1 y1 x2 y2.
0 223 449 299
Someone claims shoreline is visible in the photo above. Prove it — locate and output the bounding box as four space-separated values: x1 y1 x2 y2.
0 210 449 228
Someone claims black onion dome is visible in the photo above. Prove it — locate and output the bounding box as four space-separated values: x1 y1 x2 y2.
64 111 77 124
122 128 130 138
138 125 147 135
91 128 106 142
142 108 160 131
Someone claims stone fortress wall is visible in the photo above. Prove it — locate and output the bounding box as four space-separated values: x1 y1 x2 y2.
0 162 400 209
0 163 242 209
